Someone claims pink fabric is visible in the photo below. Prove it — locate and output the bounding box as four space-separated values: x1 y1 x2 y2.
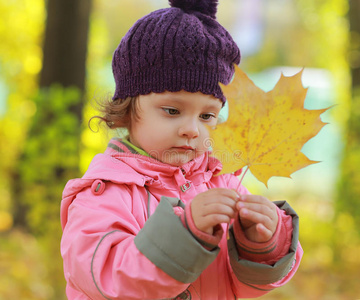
233 209 293 265
61 141 303 299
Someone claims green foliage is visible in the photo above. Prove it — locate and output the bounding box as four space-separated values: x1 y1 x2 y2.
14 85 82 234
6 85 83 299
0 0 44 215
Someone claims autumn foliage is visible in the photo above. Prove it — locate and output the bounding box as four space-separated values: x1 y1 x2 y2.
210 65 330 186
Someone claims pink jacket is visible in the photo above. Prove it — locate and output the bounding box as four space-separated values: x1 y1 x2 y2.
61 138 303 299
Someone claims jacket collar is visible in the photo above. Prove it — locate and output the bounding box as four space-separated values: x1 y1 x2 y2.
82 138 223 188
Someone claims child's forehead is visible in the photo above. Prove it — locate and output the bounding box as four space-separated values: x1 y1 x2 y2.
149 90 223 107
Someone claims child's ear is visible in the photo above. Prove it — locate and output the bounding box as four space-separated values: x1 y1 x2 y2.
217 101 229 124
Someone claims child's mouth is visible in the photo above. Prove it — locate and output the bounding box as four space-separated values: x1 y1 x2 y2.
173 146 194 151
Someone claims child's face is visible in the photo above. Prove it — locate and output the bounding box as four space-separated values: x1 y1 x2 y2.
129 90 222 166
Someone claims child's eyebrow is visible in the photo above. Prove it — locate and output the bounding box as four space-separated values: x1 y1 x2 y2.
200 100 223 112
203 103 222 110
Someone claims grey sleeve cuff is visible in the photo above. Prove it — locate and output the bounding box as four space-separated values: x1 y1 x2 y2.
228 200 299 285
134 196 219 283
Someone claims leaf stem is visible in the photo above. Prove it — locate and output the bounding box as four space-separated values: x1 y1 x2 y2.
227 166 250 240
237 166 249 190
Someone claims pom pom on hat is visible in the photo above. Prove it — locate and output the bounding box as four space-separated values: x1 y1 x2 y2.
169 0 219 19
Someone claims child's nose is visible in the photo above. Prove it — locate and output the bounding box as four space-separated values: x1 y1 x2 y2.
178 119 199 139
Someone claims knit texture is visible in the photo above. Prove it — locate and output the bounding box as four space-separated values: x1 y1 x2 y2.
112 0 240 103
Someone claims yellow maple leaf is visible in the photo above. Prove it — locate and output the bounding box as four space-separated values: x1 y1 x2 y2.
210 65 329 187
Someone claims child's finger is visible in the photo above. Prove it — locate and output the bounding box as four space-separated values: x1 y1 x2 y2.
204 197 238 209
203 213 232 227
202 203 236 219
236 202 277 222
239 194 275 209
195 189 240 210
239 208 273 230
255 223 273 241
211 188 240 202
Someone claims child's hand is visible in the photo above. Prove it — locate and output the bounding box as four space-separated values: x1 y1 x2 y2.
236 195 278 243
191 188 239 235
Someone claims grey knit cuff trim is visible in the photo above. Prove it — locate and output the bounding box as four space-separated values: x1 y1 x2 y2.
228 200 299 285
134 197 219 283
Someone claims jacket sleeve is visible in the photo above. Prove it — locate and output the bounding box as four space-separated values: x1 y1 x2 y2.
134 196 219 283
61 182 218 300
227 201 303 298
223 174 303 298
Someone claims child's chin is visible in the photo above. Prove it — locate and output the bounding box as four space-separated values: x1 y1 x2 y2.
158 150 205 166
161 154 194 166
164 158 192 167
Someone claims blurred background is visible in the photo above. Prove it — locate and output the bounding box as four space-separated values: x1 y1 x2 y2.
0 0 359 299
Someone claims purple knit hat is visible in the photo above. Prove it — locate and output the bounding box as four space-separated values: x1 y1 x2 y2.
112 0 241 103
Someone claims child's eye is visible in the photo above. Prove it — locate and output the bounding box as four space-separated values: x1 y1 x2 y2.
200 113 216 121
162 107 179 115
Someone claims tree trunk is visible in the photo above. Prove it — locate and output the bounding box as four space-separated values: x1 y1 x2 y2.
337 0 360 226
40 0 91 91
348 0 360 87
